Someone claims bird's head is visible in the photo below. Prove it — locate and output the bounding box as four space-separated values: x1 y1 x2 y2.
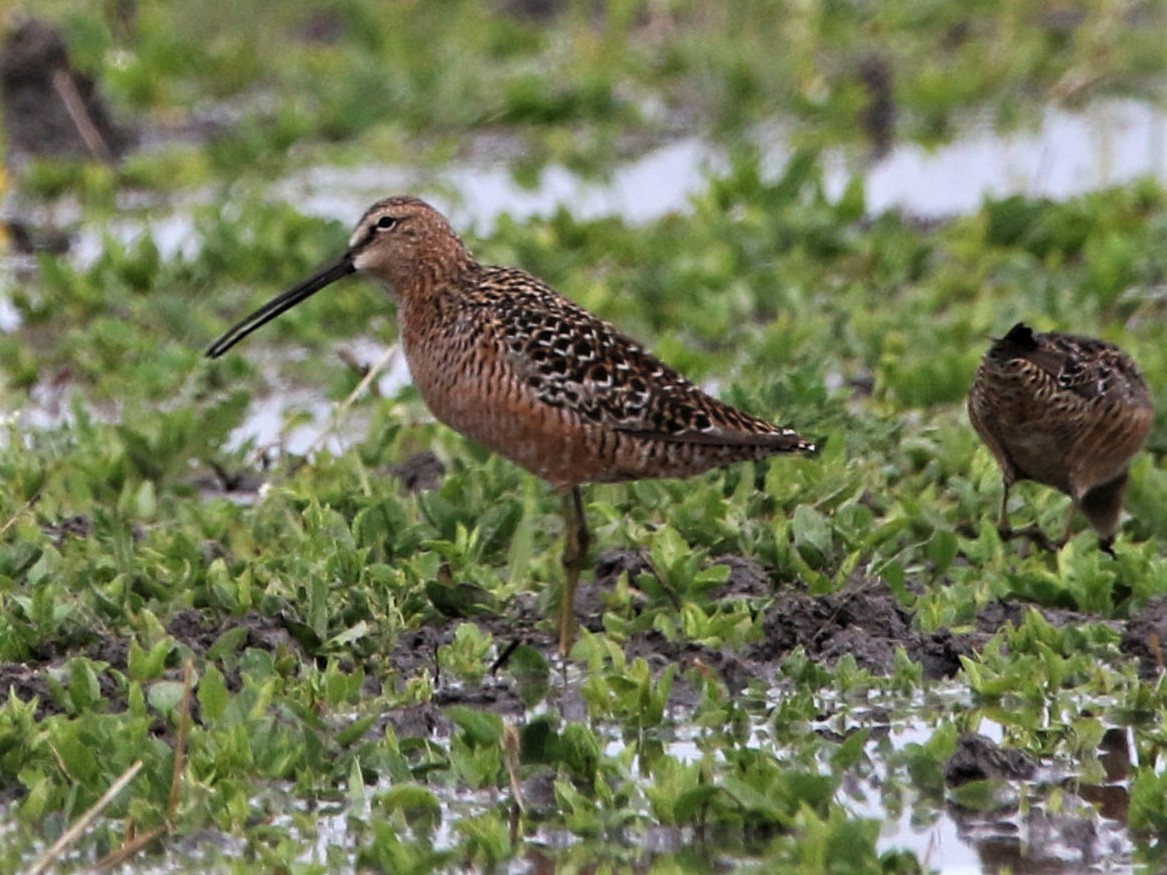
206 196 472 359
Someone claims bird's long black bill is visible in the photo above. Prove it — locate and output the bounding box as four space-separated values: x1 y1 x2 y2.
205 255 355 358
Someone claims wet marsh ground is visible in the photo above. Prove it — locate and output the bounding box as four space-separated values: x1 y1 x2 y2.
3 1 1167 872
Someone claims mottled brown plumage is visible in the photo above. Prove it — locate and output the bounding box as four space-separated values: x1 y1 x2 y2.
207 196 815 652
968 322 1153 555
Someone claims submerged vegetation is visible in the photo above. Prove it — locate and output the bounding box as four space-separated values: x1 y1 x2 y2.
1 0 1167 871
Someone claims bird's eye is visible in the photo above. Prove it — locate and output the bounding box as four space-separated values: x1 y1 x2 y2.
376 216 397 230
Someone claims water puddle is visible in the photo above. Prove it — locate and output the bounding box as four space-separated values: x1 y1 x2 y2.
54 682 1136 874
851 718 1134 874
214 340 412 458
822 99 1166 217
275 98 1166 232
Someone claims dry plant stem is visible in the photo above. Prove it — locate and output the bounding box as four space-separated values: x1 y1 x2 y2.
94 826 167 871
502 722 525 815
0 495 38 539
169 661 194 819
94 662 194 871
50 68 115 164
307 343 399 456
28 760 144 875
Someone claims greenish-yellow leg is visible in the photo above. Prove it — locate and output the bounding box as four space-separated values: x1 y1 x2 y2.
998 478 1058 552
558 486 589 657
996 481 1012 536
1060 504 1078 547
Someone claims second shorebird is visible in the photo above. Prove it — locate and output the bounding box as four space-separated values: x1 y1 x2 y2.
968 322 1153 555
207 196 816 653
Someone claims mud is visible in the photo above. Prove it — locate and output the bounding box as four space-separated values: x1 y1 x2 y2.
401 550 1156 713
1120 596 1167 677
0 610 302 720
386 625 448 681
942 731 1129 872
0 547 1157 732
2 220 71 256
389 451 447 494
744 574 984 681
381 701 452 742
165 609 300 666
945 732 1038 785
0 663 57 720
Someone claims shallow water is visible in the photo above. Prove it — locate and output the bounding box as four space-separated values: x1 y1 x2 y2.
52 98 1167 271
274 98 1167 232
68 683 1137 874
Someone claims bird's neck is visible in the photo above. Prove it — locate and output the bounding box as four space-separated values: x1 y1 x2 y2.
393 262 479 343
388 251 477 300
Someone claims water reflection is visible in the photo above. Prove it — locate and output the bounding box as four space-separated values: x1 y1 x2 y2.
1077 726 1133 826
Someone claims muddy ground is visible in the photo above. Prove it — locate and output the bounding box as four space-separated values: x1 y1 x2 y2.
0 471 1156 868
5 540 1163 726
2 456 1161 820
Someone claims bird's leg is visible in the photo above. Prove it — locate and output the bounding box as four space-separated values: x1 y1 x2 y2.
1007 523 1059 553
1062 503 1117 557
996 478 1058 552
558 485 589 657
995 479 1014 540
1060 503 1078 550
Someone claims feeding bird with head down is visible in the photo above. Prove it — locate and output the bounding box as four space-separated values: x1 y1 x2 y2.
968 321 1153 556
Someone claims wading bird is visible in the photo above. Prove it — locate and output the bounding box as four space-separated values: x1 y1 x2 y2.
207 196 816 653
968 322 1153 555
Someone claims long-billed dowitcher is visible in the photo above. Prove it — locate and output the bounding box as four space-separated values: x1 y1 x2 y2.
207 196 815 654
968 322 1153 555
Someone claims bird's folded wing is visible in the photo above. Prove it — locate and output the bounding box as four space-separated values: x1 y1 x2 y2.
485 285 808 450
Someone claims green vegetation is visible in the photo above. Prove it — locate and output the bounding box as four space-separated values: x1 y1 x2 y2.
21 0 1167 180
2 0 1167 871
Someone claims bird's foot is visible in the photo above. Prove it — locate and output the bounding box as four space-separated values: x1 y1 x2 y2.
998 523 1061 554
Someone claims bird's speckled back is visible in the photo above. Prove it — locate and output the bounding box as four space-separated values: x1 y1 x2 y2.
968 322 1153 538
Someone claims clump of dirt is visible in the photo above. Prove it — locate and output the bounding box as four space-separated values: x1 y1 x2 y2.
3 219 72 256
711 554 773 601
0 663 58 719
389 451 446 493
1120 596 1167 678
857 54 896 158
593 549 653 589
0 640 126 721
746 574 983 680
0 611 308 721
1 18 134 161
383 701 451 741
386 625 446 681
946 733 1038 785
166 609 299 661
583 549 772 625
576 548 650 629
434 682 526 718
